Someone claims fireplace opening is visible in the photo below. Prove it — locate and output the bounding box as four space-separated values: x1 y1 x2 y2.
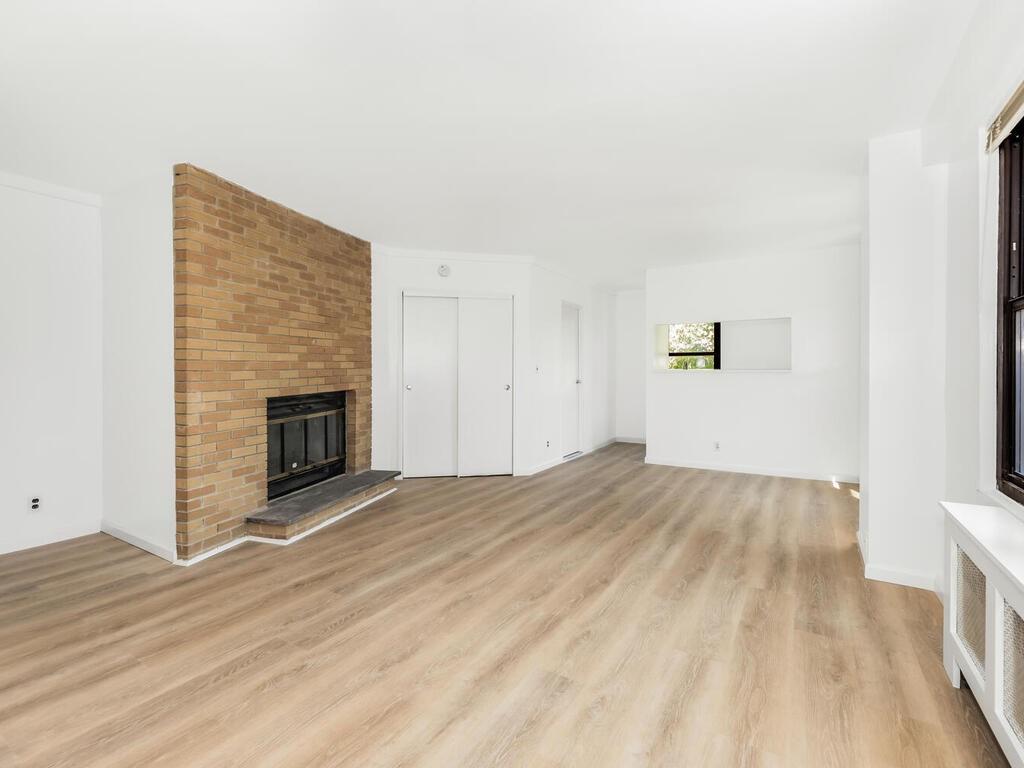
267 391 346 499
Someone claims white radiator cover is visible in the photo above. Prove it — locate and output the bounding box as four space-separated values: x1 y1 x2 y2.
944 501 1024 768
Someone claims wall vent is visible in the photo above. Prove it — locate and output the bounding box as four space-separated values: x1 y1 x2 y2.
956 545 986 674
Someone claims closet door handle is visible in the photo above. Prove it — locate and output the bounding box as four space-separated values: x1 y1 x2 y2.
405 384 412 390
505 384 511 391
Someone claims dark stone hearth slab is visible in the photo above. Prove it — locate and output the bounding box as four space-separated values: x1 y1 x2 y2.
246 470 400 527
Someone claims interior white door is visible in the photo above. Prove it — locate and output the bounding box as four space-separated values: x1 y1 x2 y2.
458 297 514 476
403 296 458 477
561 303 581 457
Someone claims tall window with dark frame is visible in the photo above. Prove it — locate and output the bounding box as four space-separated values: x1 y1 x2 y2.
998 120 1024 503
667 322 721 370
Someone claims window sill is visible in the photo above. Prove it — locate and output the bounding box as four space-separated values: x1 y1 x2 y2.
979 484 1024 528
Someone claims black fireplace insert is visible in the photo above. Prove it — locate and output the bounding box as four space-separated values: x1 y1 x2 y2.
266 391 346 499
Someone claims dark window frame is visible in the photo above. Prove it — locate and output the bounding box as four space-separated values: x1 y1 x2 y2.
998 121 1024 504
668 321 722 370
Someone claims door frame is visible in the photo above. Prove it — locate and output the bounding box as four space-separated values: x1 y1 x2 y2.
400 290 517 476
561 300 584 459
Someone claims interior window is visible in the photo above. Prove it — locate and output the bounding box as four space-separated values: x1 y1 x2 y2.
667 322 721 370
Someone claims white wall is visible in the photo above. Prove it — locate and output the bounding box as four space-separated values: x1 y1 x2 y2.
100 171 177 561
527 261 614 470
857 0 1024 594
924 0 1024 514
612 289 646 442
863 130 949 591
0 174 103 553
644 247 860 481
371 245 614 477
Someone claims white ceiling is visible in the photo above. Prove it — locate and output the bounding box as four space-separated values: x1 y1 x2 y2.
0 0 978 287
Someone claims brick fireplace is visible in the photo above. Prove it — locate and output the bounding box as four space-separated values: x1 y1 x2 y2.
173 164 372 560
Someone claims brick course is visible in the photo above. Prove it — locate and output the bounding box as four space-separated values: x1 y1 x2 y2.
173 164 371 560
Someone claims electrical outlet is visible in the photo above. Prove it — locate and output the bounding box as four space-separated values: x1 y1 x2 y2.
713 441 721 451
29 496 40 511
546 440 550 448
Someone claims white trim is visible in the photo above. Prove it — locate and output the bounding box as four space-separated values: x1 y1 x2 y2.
173 488 396 567
517 456 564 477
374 243 535 266
403 289 515 300
517 438 618 477
173 535 249 567
101 523 176 562
860 536 937 596
614 436 646 444
643 455 858 484
0 171 102 207
373 243 608 297
863 562 937 592
534 257 605 286
980 486 1024 528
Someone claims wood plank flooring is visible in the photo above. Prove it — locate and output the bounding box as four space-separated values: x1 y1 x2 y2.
0 443 1009 767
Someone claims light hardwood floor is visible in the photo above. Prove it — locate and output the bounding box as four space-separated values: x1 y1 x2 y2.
0 443 1009 767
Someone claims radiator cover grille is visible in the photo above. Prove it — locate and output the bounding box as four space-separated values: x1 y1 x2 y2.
1005 601 1024 746
956 546 986 674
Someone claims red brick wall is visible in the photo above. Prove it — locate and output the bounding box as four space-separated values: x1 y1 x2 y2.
173 164 371 559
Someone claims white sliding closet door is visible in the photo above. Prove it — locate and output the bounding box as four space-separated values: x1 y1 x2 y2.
458 297 514 476
403 296 459 477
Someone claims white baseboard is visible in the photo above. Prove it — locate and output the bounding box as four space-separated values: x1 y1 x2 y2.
856 529 867 565
614 436 646 444
516 438 621 478
643 455 859 485
516 456 564 477
173 488 397 567
864 561 937 592
101 522 176 562
173 535 249 567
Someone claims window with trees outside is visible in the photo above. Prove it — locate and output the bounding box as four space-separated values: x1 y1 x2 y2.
998 118 1024 504
667 322 721 370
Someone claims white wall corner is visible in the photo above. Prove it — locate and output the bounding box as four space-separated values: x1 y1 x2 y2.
101 523 176 562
